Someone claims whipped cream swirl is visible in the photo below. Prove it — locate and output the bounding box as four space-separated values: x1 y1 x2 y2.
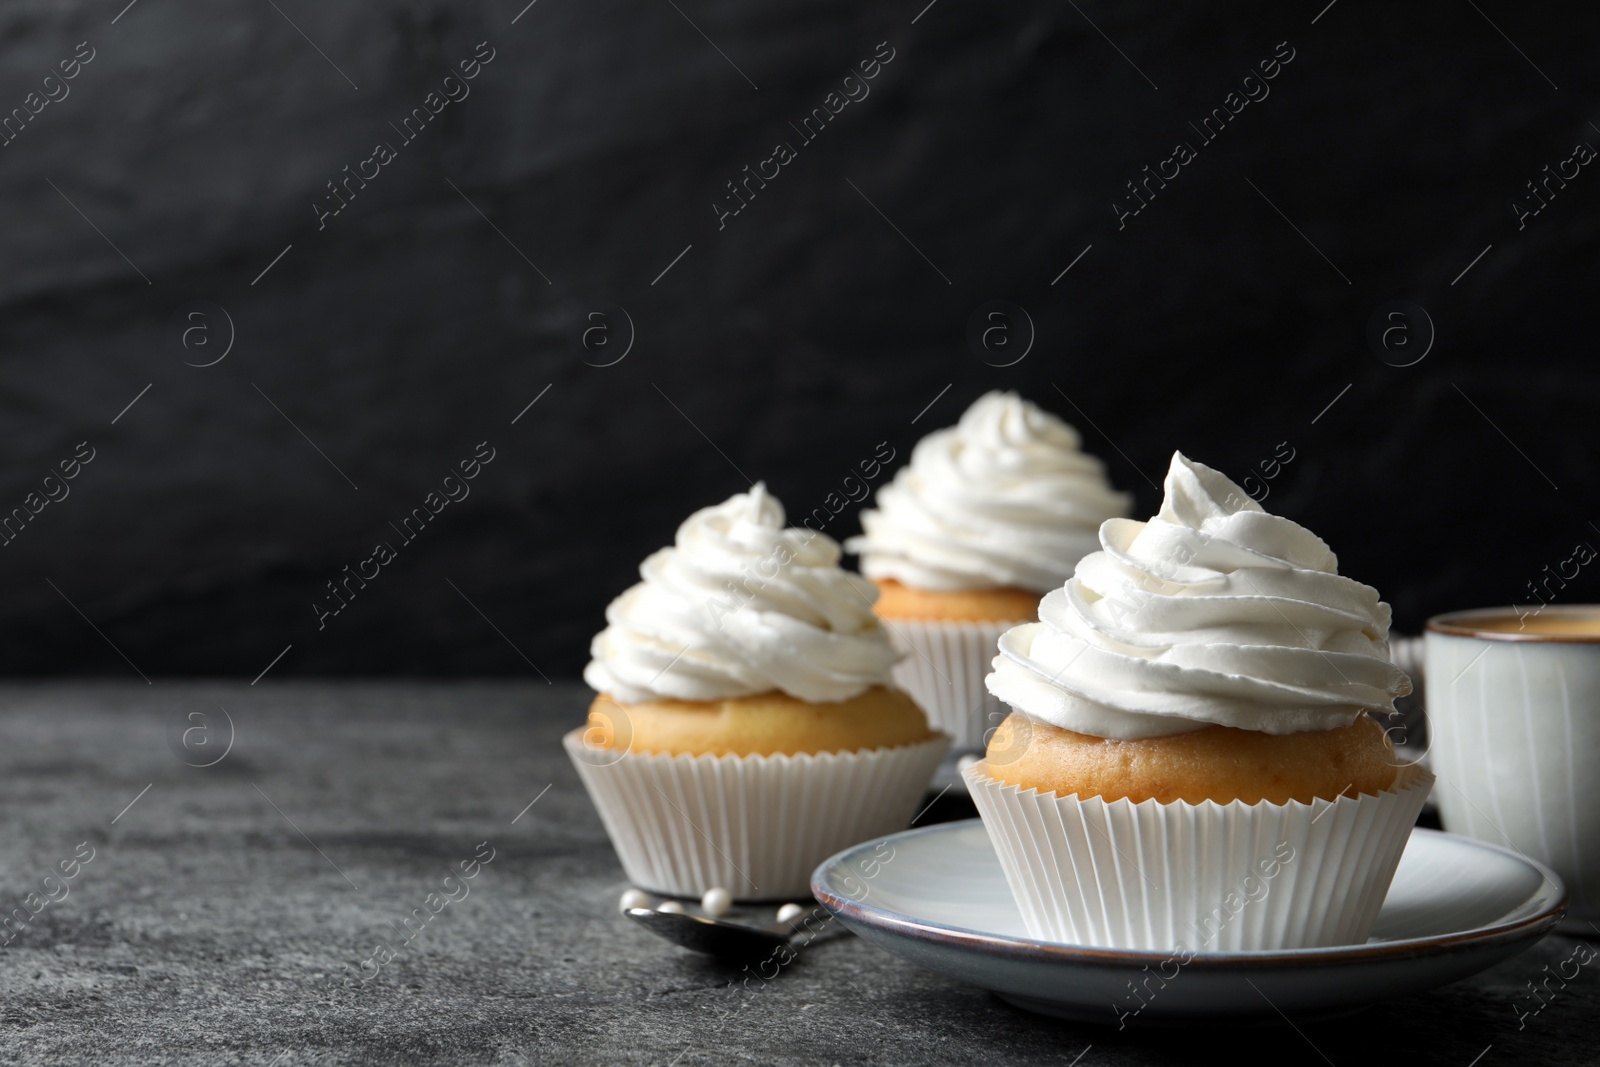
847 391 1132 592
585 484 900 704
986 452 1410 739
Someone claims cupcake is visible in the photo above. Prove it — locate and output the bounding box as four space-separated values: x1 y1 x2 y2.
965 452 1433 950
846 391 1131 748
570 484 949 900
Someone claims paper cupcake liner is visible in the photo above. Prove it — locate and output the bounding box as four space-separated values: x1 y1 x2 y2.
964 759 1434 950
565 729 950 901
885 618 1023 751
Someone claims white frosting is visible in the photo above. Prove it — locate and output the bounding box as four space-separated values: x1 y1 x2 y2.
846 391 1132 592
585 484 900 704
985 452 1411 739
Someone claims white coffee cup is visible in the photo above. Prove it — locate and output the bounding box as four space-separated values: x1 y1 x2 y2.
1425 607 1600 924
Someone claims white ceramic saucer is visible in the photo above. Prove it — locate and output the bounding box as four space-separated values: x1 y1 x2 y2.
812 821 1565 1024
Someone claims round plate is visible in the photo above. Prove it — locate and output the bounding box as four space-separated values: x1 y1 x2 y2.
812 821 1565 1024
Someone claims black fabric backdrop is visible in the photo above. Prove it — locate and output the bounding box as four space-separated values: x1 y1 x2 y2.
1 0 1596 678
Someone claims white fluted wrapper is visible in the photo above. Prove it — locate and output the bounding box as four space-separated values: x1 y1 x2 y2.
887 618 1022 750
566 729 950 900
964 759 1433 950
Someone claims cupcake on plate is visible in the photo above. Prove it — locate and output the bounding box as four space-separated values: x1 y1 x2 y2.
570 484 949 900
965 452 1432 951
846 391 1131 748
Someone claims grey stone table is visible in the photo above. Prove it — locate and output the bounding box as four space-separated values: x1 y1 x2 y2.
0 681 1591 1066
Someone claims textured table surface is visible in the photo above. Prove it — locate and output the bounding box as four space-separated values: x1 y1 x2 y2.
0 681 1591 1066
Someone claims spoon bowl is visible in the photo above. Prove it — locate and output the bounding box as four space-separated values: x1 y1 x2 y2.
624 905 840 961
626 908 789 960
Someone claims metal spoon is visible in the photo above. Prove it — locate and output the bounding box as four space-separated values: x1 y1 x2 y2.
625 905 841 960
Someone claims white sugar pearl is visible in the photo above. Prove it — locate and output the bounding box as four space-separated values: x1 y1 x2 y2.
957 754 980 773
618 889 652 913
776 903 806 924
701 887 732 917
656 900 686 914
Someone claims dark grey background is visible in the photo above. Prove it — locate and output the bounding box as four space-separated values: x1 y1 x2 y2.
2 0 1596 679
